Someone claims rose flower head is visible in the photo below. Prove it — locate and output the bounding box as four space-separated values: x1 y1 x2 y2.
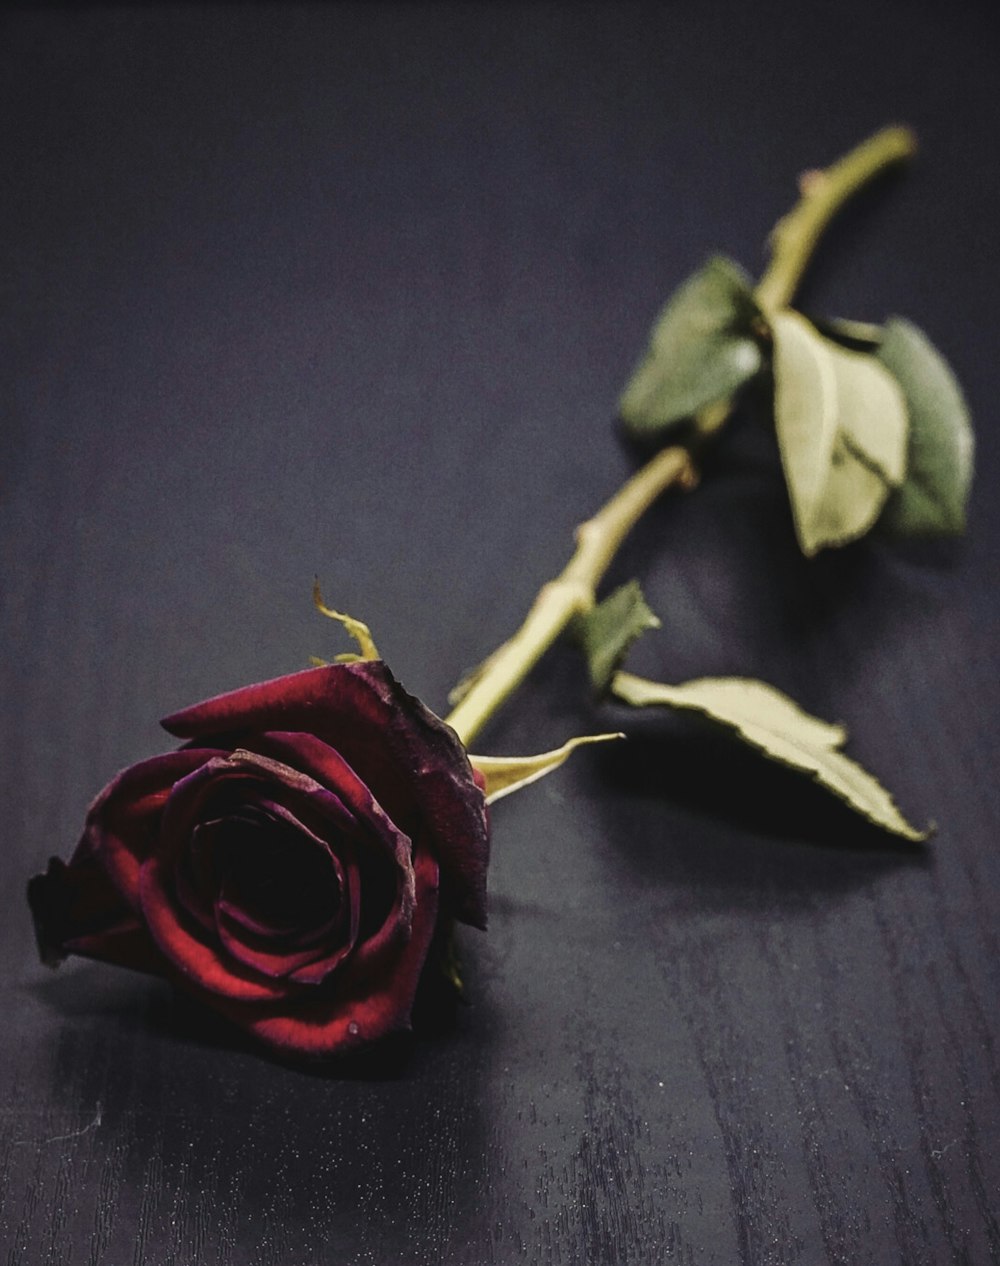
28 661 490 1060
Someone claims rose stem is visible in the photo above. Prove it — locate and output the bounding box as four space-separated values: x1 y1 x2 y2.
755 124 916 314
444 125 917 749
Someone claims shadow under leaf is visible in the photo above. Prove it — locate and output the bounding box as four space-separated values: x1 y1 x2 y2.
587 717 930 912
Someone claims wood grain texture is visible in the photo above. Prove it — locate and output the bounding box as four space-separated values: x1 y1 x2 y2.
1 4 998 1263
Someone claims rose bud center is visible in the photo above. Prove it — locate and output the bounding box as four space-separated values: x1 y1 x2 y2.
213 810 342 936
177 799 357 985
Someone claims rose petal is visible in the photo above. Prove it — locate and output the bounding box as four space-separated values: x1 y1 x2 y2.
210 847 440 1056
213 830 344 941
193 733 421 978
79 749 221 912
246 732 420 872
247 731 403 846
161 751 357 869
215 905 352 980
141 748 400 997
213 828 351 979
27 856 163 975
162 662 489 928
138 853 288 1002
158 751 359 930
183 801 345 940
244 731 419 938
317 832 418 988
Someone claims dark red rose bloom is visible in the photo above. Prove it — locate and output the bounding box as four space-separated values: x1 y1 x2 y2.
28 661 489 1058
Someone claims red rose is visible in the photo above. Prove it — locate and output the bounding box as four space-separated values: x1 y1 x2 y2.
28 661 489 1058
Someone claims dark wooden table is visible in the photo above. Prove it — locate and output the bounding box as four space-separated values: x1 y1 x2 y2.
2 5 997 1263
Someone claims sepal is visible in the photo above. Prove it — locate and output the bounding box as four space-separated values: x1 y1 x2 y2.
469 734 622 805
611 671 928 841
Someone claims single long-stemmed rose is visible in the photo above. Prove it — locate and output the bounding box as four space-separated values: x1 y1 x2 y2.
29 127 971 1063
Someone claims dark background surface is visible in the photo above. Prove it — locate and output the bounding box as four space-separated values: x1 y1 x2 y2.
1 4 998 1263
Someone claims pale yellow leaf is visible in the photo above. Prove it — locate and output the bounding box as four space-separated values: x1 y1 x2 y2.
771 310 908 555
809 435 888 551
612 671 927 841
470 733 623 805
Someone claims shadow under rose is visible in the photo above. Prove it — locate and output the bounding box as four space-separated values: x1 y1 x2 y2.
26 943 473 1082
24 945 499 1264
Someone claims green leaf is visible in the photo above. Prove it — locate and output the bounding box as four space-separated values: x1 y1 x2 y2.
770 310 909 556
612 671 928 841
469 733 623 805
576 580 661 690
619 255 763 440
876 318 974 536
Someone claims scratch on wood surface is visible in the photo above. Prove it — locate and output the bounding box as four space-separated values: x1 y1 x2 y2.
13 1103 103 1147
